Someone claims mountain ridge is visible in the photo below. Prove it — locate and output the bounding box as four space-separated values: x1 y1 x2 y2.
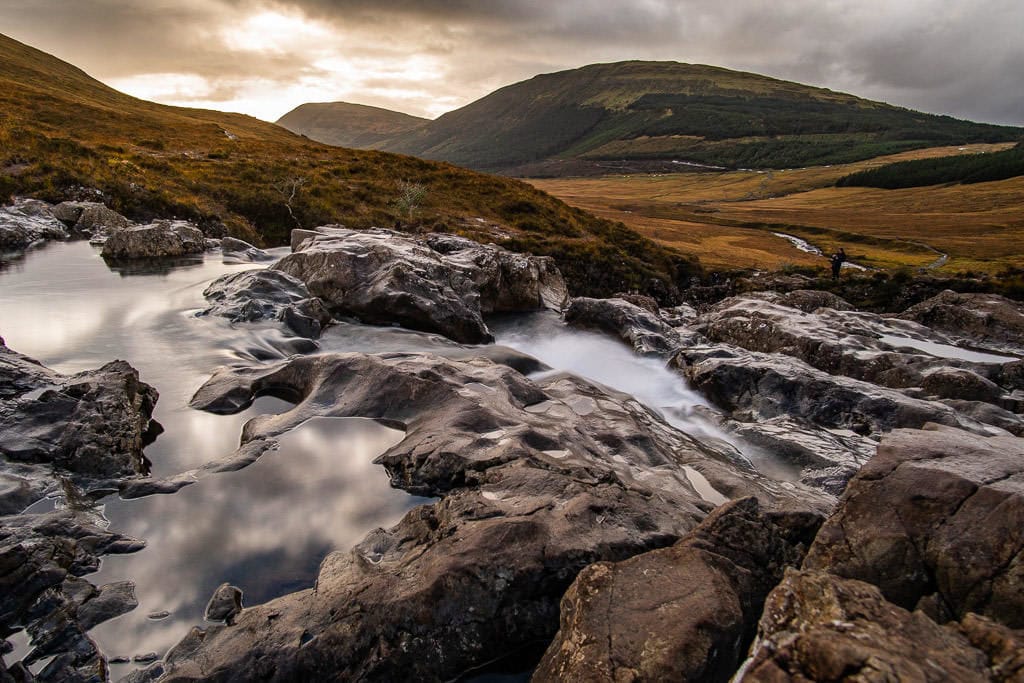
280 60 1022 175
277 101 427 148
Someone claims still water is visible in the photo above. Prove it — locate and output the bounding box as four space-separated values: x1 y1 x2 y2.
0 240 735 673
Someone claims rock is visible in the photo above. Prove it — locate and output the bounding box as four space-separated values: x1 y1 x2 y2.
160 351 827 681
901 290 1024 355
739 569 1002 682
698 295 1019 401
563 297 688 356
675 343 1010 492
199 269 333 338
0 339 159 479
101 220 205 259
205 584 243 625
0 198 68 252
803 425 1024 628
52 201 130 237
956 613 1024 681
220 236 275 263
275 227 568 343
533 497 823 683
77 580 138 631
761 288 855 312
0 510 145 679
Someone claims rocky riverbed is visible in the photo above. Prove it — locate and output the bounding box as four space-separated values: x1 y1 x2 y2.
1 201 1022 682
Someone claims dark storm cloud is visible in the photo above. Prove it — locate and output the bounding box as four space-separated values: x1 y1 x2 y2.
0 0 1020 124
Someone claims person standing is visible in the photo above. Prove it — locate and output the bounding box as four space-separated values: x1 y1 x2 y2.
830 248 846 280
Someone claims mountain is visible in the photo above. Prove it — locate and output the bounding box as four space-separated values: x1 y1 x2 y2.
276 102 427 148
292 61 1023 175
0 33 698 299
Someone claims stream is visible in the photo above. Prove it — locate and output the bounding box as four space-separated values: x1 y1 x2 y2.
0 240 746 675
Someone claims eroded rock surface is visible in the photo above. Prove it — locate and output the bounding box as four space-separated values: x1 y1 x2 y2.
0 199 68 253
274 227 568 343
52 201 130 238
739 569 1015 682
901 289 1024 356
199 269 333 338
0 337 159 481
564 297 692 356
159 351 828 681
803 425 1024 627
533 497 822 683
101 220 206 259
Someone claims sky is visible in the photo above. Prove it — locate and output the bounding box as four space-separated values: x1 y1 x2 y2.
1 0 1022 126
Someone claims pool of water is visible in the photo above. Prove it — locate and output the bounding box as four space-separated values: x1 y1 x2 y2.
879 334 1018 364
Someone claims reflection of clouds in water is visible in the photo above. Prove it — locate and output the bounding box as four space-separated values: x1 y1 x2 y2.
91 417 417 671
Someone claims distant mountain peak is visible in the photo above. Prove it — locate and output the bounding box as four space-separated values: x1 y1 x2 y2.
276 101 428 148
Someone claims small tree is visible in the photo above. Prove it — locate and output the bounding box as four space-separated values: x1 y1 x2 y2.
394 180 427 220
272 176 307 230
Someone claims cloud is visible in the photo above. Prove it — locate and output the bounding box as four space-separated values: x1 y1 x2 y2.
0 0 1021 124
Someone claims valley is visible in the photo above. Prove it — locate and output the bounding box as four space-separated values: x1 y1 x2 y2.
529 143 1024 273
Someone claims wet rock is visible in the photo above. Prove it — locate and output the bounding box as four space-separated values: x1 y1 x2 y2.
0 510 145 680
199 269 333 338
740 569 1000 682
675 343 1016 492
0 198 68 252
205 584 243 625
77 581 137 631
220 237 275 263
133 652 159 664
276 227 568 343
0 339 159 479
533 497 823 683
804 425 1024 627
901 290 1024 355
698 295 1019 401
761 288 855 312
564 297 687 356
101 220 205 259
162 352 828 681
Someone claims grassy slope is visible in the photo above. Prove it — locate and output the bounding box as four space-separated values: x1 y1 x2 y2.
0 33 698 300
276 102 428 148
529 143 1024 274
378 61 1022 173
837 143 1024 189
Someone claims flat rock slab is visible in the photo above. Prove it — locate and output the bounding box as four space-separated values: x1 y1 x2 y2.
274 227 568 343
805 424 1024 628
901 289 1024 356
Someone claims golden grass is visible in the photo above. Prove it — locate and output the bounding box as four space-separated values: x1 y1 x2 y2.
529 143 1023 273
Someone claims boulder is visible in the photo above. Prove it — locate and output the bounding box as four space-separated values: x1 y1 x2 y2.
0 338 159 479
533 497 823 683
901 290 1024 355
52 201 130 237
563 297 690 356
0 198 68 252
275 227 568 343
804 425 1024 628
159 352 827 682
199 269 333 338
101 220 205 259
220 236 276 263
205 584 243 625
739 569 1009 682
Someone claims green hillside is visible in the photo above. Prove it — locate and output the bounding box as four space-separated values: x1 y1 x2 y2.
0 33 698 300
370 61 1022 175
836 143 1024 189
276 102 427 148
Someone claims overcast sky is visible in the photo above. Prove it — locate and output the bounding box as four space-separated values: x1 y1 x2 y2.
2 0 1021 125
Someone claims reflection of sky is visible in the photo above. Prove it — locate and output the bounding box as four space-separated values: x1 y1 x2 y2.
89 417 417 675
